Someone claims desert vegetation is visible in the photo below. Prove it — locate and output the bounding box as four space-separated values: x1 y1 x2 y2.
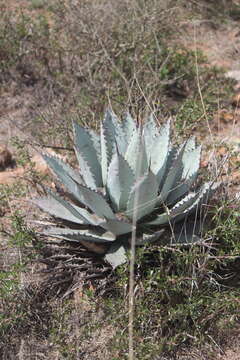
0 0 240 359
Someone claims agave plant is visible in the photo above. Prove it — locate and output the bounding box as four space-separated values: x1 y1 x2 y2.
33 110 215 269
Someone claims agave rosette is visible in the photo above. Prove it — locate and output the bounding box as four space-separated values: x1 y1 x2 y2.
33 110 215 268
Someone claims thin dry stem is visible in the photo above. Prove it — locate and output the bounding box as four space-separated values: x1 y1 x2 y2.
128 140 144 360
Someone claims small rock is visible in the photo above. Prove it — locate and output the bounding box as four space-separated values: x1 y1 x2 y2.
31 153 48 174
225 70 240 81
218 146 228 157
231 93 240 107
200 160 208 168
0 146 13 170
217 109 234 123
0 168 24 184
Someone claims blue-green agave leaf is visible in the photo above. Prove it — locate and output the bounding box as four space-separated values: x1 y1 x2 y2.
168 192 200 217
70 204 103 226
165 181 191 206
89 128 101 160
35 188 103 226
104 242 127 269
76 184 116 220
148 182 216 226
166 140 201 204
74 150 98 190
122 112 137 143
124 130 148 178
33 196 85 224
173 182 217 223
126 171 159 221
146 192 198 226
101 120 114 186
106 109 127 154
157 143 186 204
143 113 160 156
44 227 116 242
101 109 127 185
135 229 165 245
43 153 82 185
33 189 91 224
144 113 160 135
182 140 201 180
150 120 171 186
106 152 135 211
73 121 102 189
124 128 139 170
99 219 134 236
42 154 87 204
